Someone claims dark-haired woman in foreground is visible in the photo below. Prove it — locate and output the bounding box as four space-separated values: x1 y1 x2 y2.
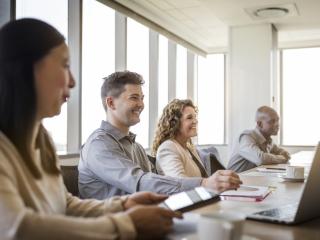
0 18 180 240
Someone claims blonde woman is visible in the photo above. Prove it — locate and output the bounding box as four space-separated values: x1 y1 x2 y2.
152 99 208 178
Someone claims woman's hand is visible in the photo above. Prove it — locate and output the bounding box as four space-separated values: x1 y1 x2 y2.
201 170 242 193
124 192 168 210
127 205 182 240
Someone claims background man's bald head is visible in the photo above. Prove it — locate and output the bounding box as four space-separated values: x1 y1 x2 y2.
255 106 278 122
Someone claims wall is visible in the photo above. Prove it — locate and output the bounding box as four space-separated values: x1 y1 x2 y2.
227 24 277 157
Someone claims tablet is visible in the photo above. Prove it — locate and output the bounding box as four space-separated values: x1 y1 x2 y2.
160 187 219 212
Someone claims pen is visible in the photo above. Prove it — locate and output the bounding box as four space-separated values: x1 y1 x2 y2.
266 167 286 171
238 186 259 191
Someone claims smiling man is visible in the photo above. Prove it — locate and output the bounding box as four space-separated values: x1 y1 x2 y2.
227 106 290 173
78 71 241 199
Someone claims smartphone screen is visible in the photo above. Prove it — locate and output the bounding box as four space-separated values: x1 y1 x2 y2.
160 187 218 212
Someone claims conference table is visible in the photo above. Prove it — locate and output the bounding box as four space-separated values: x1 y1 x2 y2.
169 151 320 240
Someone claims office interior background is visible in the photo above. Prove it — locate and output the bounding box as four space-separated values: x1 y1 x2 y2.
1 0 319 165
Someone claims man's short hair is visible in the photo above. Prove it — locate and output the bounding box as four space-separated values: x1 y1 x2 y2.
255 106 277 122
101 71 144 111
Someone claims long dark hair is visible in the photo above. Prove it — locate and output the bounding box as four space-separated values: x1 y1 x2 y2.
0 18 65 178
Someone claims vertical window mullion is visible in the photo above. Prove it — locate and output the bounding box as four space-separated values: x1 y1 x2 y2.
187 51 195 101
0 0 14 26
148 30 159 148
168 41 177 101
115 12 126 71
279 50 284 146
67 0 81 153
158 35 169 116
224 54 227 144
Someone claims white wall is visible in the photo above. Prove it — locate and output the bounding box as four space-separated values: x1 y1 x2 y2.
227 24 277 158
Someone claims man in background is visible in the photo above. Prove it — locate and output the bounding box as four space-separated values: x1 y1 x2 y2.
228 106 290 172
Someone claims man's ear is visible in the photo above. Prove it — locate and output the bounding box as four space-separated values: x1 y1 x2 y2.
106 96 116 110
257 120 263 129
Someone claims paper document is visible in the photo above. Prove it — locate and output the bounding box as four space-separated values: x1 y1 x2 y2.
220 185 271 201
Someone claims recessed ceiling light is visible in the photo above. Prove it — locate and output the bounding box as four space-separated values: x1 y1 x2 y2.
255 7 289 18
245 3 298 20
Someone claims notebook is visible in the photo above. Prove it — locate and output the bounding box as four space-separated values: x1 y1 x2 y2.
220 185 271 202
247 142 320 224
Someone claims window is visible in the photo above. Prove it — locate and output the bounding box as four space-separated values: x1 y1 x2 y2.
127 18 149 147
158 35 169 117
14 1 228 152
81 0 115 143
197 54 225 145
16 0 68 153
282 48 320 146
176 45 187 99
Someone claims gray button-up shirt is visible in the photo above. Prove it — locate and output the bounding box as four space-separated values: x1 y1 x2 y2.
78 121 202 199
227 127 288 172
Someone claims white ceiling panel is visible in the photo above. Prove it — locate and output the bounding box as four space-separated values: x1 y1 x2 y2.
164 0 200 9
180 6 225 27
166 9 189 21
145 0 175 10
114 0 320 52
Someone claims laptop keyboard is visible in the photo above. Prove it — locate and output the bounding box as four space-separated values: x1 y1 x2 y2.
252 203 298 220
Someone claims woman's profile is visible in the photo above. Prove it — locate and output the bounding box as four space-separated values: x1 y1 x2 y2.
0 18 180 240
152 99 208 178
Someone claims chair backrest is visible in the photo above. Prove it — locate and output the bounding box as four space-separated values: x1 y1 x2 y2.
197 146 225 175
61 165 79 197
147 154 157 173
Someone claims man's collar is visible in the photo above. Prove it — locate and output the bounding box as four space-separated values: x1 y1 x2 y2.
127 132 136 143
101 120 136 142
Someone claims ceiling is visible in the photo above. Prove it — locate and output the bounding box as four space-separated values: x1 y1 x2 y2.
113 0 320 53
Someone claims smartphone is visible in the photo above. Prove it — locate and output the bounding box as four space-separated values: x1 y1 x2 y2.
159 187 219 213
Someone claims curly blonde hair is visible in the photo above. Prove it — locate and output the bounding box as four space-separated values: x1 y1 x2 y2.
152 99 198 156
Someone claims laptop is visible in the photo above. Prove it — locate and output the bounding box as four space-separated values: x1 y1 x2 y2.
247 142 320 225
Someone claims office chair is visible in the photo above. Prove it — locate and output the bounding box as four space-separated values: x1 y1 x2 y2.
61 165 79 197
197 146 226 175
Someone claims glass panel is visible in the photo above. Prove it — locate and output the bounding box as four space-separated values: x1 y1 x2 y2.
16 0 68 36
16 0 68 153
197 54 225 145
82 0 115 143
158 35 168 117
127 18 149 148
282 48 320 146
176 45 187 99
